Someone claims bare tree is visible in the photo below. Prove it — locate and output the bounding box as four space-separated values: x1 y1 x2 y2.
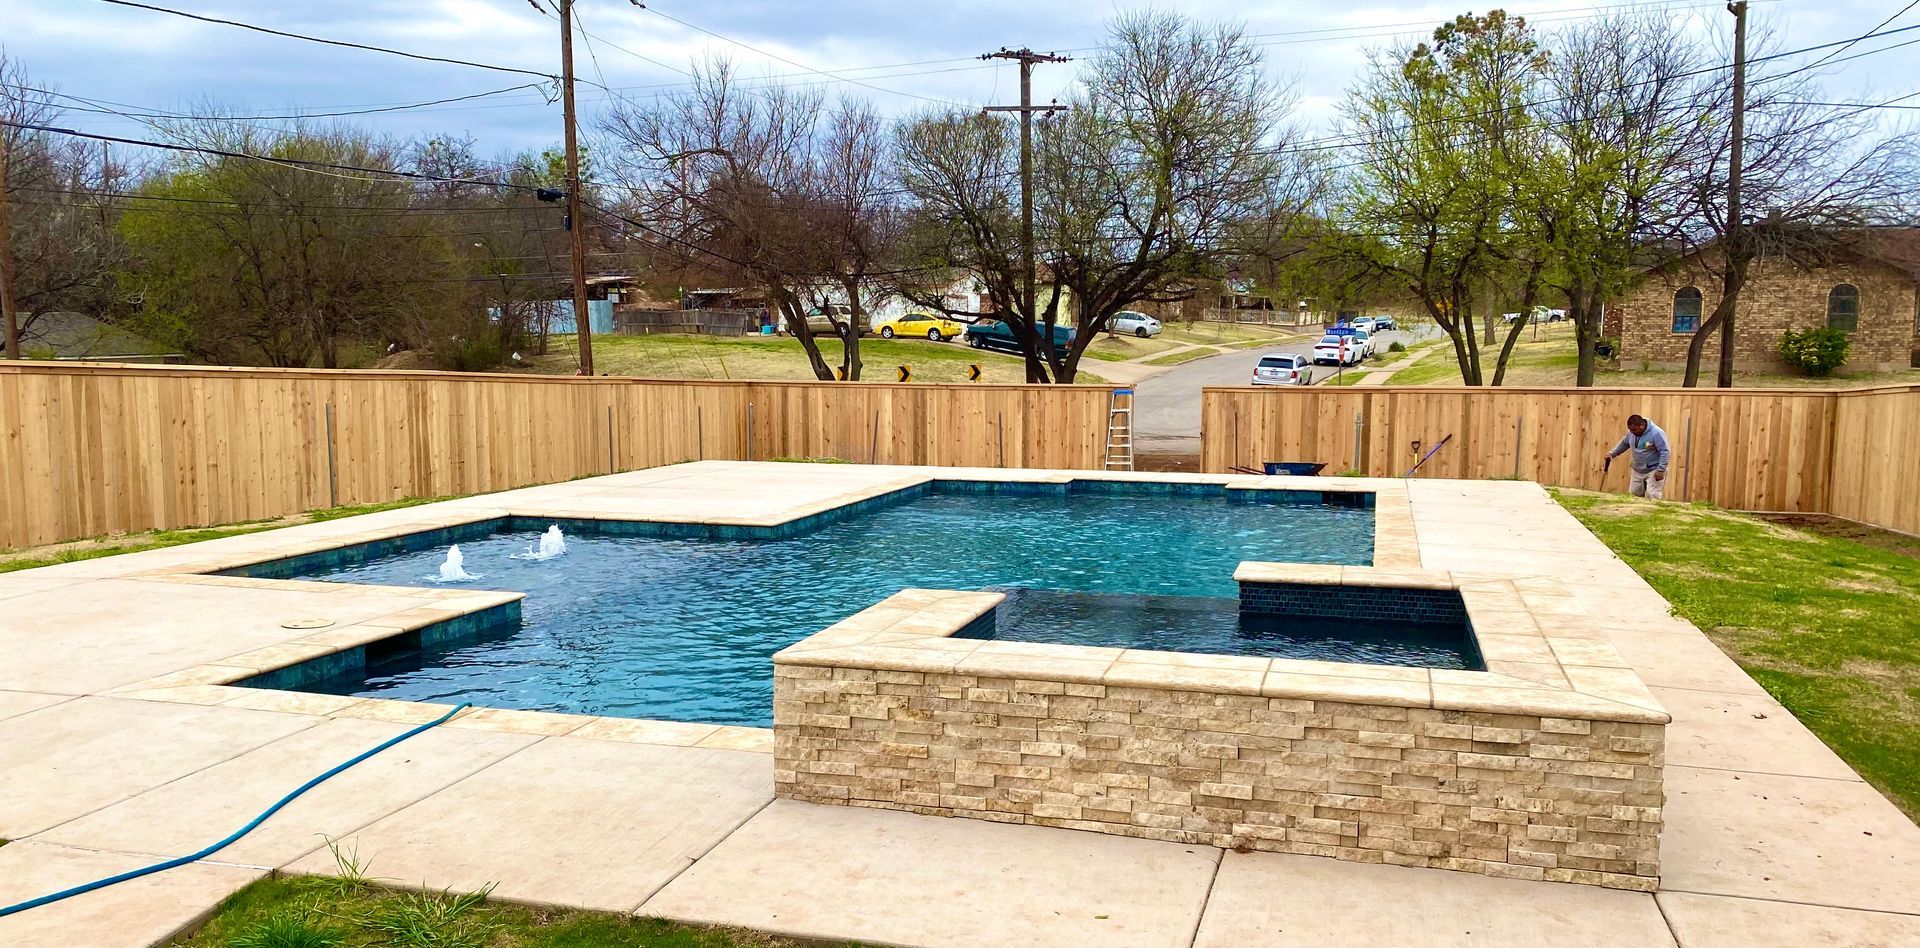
603 61 866 381
1 53 127 355
896 11 1312 383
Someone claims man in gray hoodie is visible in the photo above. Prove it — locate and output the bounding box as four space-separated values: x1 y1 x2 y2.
1604 414 1671 500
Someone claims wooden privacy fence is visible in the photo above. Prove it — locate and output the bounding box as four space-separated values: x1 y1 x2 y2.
1203 383 1920 536
0 362 1115 549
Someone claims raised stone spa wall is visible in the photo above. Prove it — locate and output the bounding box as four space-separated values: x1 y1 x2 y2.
772 573 1669 891
773 665 1663 890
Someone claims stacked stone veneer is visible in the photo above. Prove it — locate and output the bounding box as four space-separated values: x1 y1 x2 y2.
774 665 1663 890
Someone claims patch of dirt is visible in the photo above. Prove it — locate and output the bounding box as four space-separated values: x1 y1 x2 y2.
1648 562 1737 582
1754 513 1920 561
1830 577 1920 600
1840 658 1920 687
1135 452 1201 473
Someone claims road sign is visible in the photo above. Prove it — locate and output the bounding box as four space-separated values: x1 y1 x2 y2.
836 365 847 381
897 364 911 382
968 363 981 381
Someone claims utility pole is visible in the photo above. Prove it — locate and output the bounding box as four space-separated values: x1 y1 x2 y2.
559 0 595 375
0 133 19 359
1719 0 1747 389
982 47 1068 381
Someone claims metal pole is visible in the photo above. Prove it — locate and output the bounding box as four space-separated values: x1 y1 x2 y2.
324 402 339 508
559 0 595 376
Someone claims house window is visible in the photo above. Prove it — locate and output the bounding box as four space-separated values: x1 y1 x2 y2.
1671 286 1702 333
1828 284 1859 332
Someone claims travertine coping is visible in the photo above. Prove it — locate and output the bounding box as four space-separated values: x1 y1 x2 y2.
775 570 1669 727
101 470 1412 753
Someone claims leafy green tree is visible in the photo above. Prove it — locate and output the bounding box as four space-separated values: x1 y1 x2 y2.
1334 12 1547 385
118 125 463 367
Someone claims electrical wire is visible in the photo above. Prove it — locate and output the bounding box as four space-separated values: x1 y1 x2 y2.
1801 0 1920 71
90 0 559 80
20 83 555 123
641 4 967 106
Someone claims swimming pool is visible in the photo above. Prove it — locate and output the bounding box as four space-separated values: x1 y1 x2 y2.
234 482 1385 726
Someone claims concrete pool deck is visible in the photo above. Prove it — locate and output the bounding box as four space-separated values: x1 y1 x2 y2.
1 461 1917 946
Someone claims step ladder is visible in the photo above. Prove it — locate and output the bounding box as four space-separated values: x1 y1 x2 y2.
1104 388 1135 470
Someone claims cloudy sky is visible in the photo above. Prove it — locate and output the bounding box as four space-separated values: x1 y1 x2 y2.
2 0 1913 163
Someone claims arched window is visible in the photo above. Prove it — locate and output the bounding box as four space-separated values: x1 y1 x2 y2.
1828 284 1860 332
1672 286 1703 333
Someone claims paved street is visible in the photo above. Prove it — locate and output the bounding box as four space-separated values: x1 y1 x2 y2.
1133 328 1421 457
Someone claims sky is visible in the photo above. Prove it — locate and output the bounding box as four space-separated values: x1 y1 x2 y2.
1 0 1914 167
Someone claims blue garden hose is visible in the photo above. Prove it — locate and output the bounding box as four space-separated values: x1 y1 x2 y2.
0 701 472 918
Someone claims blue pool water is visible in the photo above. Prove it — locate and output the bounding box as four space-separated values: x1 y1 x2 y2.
262 485 1393 726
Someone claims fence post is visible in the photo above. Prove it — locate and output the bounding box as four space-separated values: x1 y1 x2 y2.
1681 414 1694 502
607 405 615 473
1513 413 1524 480
747 403 755 462
870 412 880 465
997 413 1006 467
324 401 339 508
1352 410 1364 474
697 407 705 460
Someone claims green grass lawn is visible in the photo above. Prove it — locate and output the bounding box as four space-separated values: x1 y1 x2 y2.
1079 333 1184 362
1159 322 1305 346
1381 322 1920 388
526 334 1108 384
1142 346 1218 366
0 497 449 572
1556 489 1920 818
173 876 809 947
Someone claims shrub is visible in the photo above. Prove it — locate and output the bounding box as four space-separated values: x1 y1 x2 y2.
1778 326 1850 377
1388 340 1407 353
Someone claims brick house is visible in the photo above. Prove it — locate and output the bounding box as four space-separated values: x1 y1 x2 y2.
1607 228 1920 372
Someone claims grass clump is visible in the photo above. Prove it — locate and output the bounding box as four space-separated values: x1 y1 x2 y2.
175 876 811 948
1555 488 1920 818
0 496 451 574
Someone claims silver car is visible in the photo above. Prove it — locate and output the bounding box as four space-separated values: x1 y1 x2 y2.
1252 353 1313 385
1110 311 1162 338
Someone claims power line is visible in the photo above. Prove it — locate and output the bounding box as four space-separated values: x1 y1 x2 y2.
1801 0 1920 71
91 0 561 81
0 119 540 193
21 83 555 123
641 4 966 106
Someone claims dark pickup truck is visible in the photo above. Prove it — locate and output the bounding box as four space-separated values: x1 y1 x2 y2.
963 317 1076 354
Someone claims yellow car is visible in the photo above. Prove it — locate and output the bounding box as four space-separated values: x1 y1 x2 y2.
875 312 966 341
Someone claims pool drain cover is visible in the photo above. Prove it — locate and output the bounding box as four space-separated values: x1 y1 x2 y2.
280 618 335 630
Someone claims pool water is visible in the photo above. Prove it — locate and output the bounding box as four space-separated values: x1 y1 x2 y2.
979 587 1479 668
272 487 1378 726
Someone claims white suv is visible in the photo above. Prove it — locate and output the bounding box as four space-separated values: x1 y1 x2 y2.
1110 311 1162 338
1251 353 1312 385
